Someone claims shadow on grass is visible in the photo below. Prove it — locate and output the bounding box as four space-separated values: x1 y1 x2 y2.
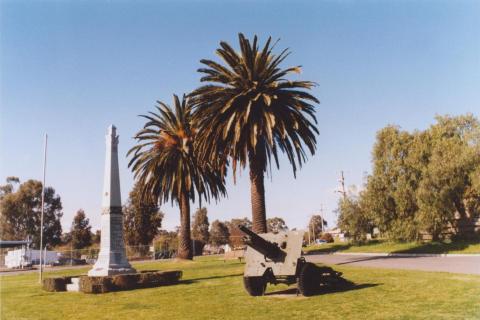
184 273 244 283
335 255 423 265
265 283 380 297
304 244 352 255
392 240 476 254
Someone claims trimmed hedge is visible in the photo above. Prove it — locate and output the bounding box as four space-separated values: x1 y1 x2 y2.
42 277 67 292
43 270 182 294
79 276 113 294
137 270 182 288
111 274 140 290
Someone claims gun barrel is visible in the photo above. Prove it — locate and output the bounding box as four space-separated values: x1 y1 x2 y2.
238 225 286 260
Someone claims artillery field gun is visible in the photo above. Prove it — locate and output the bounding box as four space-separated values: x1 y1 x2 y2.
239 225 352 296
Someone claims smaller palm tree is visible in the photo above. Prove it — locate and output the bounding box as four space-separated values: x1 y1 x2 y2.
127 94 226 259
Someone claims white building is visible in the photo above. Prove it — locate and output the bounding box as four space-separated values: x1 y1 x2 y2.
5 247 60 268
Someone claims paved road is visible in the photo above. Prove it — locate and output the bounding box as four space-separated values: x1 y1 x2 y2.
306 254 480 275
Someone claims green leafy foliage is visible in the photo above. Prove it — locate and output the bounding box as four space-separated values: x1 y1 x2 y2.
341 114 480 241
0 178 63 248
266 217 288 233
308 215 328 240
123 181 164 246
337 197 372 244
70 209 92 249
209 220 230 246
225 217 252 247
191 207 210 243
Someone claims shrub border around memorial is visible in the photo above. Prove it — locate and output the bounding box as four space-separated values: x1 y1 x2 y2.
42 270 182 294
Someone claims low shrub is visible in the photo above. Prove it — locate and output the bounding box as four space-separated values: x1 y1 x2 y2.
79 276 112 294
111 274 139 290
321 233 334 243
43 270 182 294
42 278 66 292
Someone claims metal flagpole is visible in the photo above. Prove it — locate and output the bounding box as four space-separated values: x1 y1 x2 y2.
39 134 47 283
320 204 324 234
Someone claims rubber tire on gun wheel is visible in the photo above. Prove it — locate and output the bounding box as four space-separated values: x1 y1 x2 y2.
243 276 266 296
297 262 320 296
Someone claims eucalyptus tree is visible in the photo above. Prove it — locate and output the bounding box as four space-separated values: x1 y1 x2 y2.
128 95 226 259
191 33 319 233
0 178 63 248
70 209 92 249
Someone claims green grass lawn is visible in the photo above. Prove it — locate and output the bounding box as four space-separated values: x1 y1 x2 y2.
304 239 480 255
1 256 479 320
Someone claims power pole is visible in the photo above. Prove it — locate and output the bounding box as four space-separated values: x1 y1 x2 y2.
336 171 347 200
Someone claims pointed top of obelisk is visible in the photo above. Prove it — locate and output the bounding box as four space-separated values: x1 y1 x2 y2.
102 124 121 208
107 124 117 136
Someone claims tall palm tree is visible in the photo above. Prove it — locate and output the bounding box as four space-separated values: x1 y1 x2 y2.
128 94 226 259
191 33 319 233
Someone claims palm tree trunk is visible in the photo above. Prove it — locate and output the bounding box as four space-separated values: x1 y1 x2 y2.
177 192 193 259
249 152 267 233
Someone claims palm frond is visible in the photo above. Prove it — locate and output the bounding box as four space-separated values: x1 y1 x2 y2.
191 34 319 176
128 94 227 205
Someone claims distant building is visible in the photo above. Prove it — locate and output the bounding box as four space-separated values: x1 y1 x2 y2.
327 227 348 242
4 247 60 268
1 240 60 269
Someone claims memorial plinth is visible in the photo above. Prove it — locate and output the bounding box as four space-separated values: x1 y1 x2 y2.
88 125 136 276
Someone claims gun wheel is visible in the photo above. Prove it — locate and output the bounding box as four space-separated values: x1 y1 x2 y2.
243 276 266 296
297 262 321 296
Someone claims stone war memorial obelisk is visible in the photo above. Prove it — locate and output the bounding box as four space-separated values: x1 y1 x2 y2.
88 125 136 276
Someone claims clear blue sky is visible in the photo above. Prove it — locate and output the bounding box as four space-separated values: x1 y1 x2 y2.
1 0 479 232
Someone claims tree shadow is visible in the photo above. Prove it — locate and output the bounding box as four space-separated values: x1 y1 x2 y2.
335 255 423 265
264 283 380 297
392 240 477 254
182 273 244 283
305 244 352 255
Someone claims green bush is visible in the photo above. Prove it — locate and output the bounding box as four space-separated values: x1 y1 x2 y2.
111 274 139 290
42 278 66 292
321 233 334 243
79 276 112 294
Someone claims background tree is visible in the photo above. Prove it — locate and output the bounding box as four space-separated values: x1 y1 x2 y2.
360 126 422 241
337 197 372 243
92 230 101 244
209 220 230 247
191 33 319 233
0 176 19 198
123 181 164 246
353 114 480 241
225 217 252 248
192 207 210 243
266 217 288 233
154 230 178 257
191 207 210 255
128 95 226 259
416 115 480 240
70 209 92 249
61 232 72 245
308 215 328 240
0 179 62 248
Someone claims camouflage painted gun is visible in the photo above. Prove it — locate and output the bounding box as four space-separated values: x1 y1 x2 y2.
239 225 352 296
